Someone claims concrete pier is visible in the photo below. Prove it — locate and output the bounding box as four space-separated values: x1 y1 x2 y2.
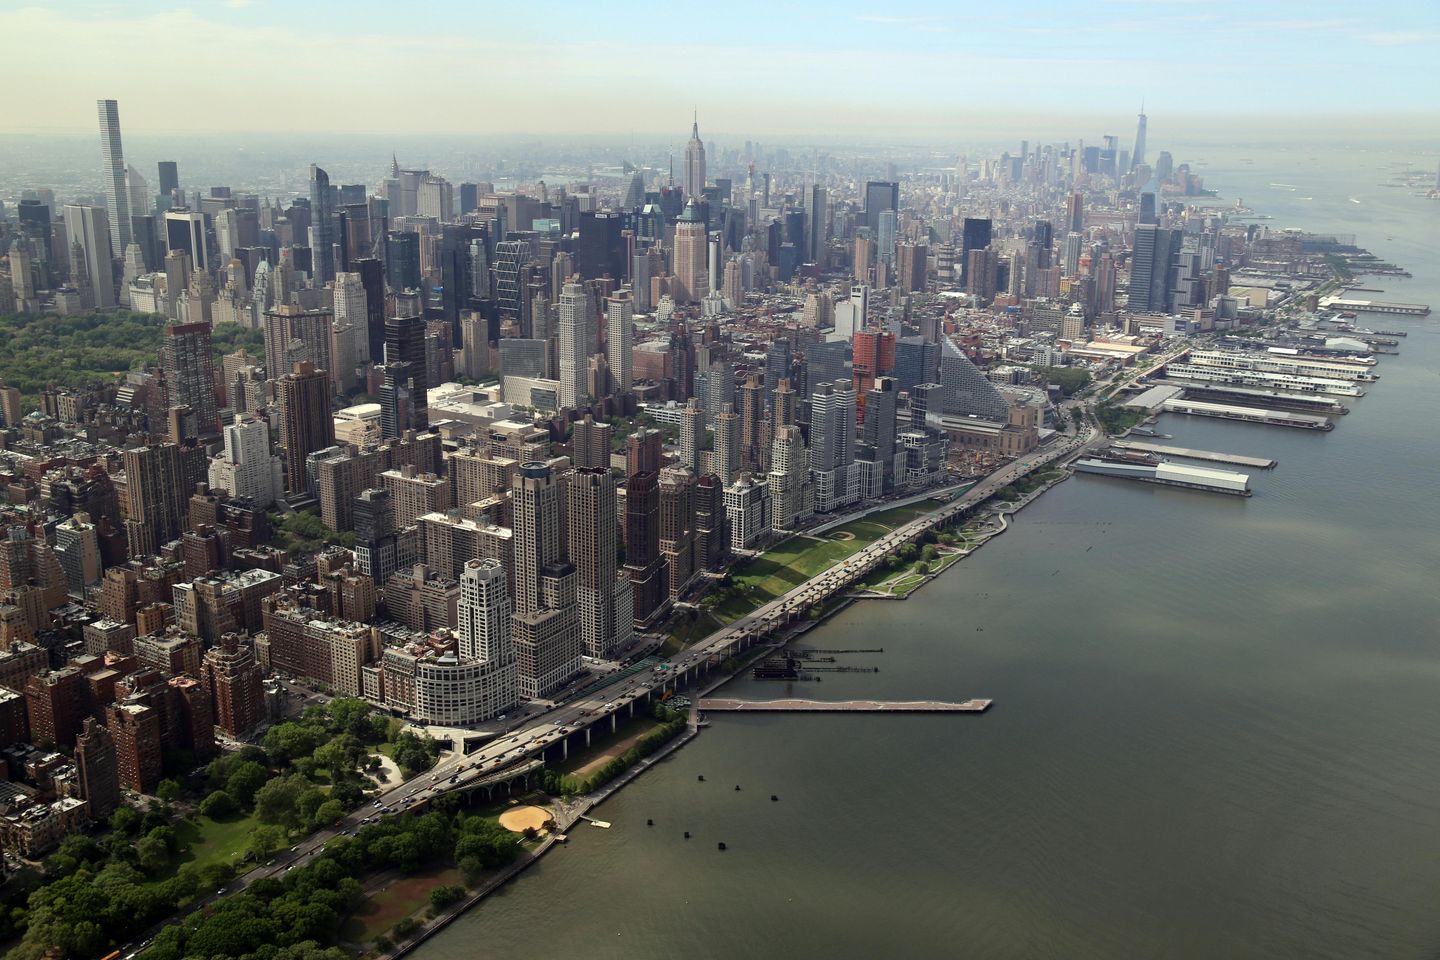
1111 441 1277 469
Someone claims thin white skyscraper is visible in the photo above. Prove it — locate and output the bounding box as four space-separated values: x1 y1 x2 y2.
604 288 633 395
557 280 592 409
96 100 132 256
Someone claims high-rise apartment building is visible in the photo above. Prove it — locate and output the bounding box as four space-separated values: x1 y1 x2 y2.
510 463 581 698
123 443 187 557
161 322 218 440
809 381 859 513
75 717 121 819
201 633 264 739
309 164 335 284
557 280 592 409
568 468 629 658
277 362 335 497
604 289 634 394
96 100 132 256
64 204 116 309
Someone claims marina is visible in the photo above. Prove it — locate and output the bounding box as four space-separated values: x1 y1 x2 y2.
1160 399 1334 431
1109 441 1277 469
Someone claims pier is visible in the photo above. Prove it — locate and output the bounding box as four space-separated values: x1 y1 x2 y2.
1161 399 1334 431
1111 441 1277 469
1175 384 1348 415
1321 297 1430 316
699 698 993 713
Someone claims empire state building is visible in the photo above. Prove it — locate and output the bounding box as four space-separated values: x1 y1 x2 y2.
684 115 706 201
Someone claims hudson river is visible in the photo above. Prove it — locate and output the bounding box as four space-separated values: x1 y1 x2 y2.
416 140 1440 959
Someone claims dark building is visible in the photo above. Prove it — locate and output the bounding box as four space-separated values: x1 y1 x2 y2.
276 362 335 497
309 164 335 285
157 161 179 200
960 217 993 285
386 231 421 292
380 315 428 437
75 717 121 819
577 211 626 282
864 180 899 234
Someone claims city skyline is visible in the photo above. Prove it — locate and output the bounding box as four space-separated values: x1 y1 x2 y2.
1 1 1437 136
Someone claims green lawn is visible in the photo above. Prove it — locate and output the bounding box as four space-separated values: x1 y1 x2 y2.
173 812 262 876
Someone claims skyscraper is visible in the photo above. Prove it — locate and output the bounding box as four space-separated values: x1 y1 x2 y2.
157 161 179 204
684 115 706 201
309 164 335 285
64 205 116 309
277 362 334 497
511 463 581 698
1127 223 1178 313
208 416 283 508
75 717 121 820
1132 108 1148 172
807 185 828 263
96 100 132 256
864 180 899 235
713 409 740 483
673 200 708 304
605 289 634 395
381 314 428 436
165 210 207 274
557 280 593 409
679 400 705 473
459 559 512 664
960 217 993 286
809 381 858 513
161 322 218 440
513 463 562 618
568 468 624 658
122 443 187 557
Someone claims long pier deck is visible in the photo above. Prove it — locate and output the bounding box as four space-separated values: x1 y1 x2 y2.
699 698 992 713
1111 441 1277 469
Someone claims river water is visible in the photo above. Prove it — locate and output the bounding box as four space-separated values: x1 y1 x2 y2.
416 141 1440 959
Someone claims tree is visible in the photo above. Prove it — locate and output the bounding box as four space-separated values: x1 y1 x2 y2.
428 885 465 910
199 789 237 819
313 799 345 829
255 774 309 829
136 835 170 875
248 825 286 862
227 760 269 806
156 778 182 803
110 805 142 835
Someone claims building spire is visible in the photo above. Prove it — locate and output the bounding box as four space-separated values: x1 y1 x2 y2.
692 109 699 140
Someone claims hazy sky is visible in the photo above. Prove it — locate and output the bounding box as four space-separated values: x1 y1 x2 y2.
3 0 1437 137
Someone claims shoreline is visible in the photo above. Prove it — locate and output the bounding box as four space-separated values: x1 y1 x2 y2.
379 454 1080 958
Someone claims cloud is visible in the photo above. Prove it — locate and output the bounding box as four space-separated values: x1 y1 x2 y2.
1360 30 1439 46
854 14 953 32
223 0 254 7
